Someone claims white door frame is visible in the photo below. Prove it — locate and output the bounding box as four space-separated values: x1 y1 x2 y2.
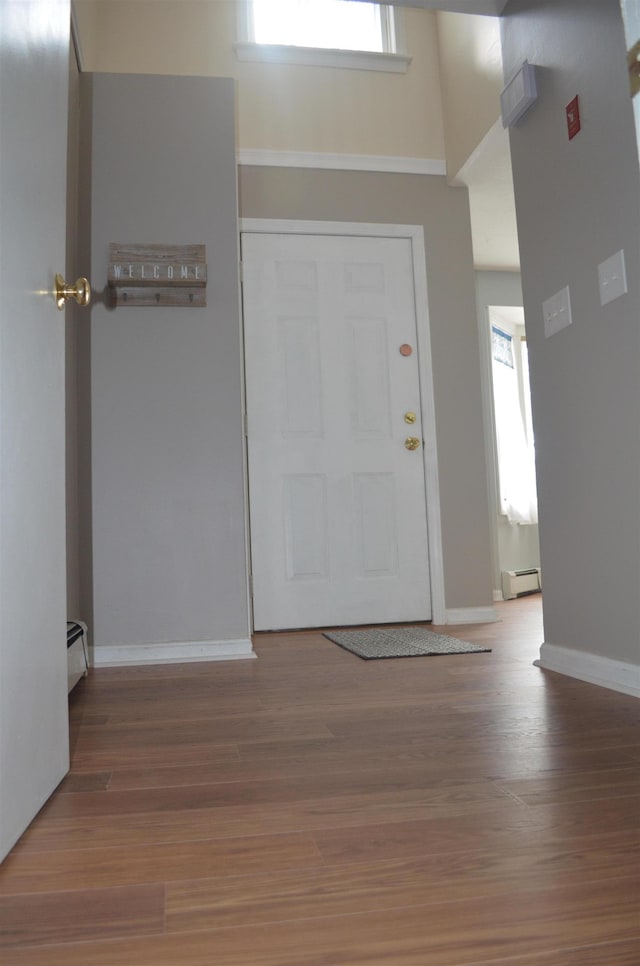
240 218 446 626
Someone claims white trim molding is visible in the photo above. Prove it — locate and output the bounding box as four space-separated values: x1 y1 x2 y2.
93 638 255 668
446 607 499 625
239 217 446 627
535 644 640 698
235 41 411 73
238 149 447 177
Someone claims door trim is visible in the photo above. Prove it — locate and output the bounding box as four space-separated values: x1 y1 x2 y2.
240 218 446 625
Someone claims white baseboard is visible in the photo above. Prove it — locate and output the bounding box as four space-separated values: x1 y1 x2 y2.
93 638 255 668
535 643 640 698
493 589 504 602
445 606 499 625
237 148 447 177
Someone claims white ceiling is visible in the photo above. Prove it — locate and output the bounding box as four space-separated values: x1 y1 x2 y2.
379 0 510 15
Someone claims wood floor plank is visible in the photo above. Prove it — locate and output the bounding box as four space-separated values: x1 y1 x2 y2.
0 884 164 948
235 730 640 766
9 794 524 855
0 832 323 894
72 685 264 716
468 939 640 965
71 713 333 752
36 766 513 823
105 738 639 791
57 772 112 794
498 765 640 806
164 834 640 933
313 795 640 865
321 705 639 741
69 740 241 772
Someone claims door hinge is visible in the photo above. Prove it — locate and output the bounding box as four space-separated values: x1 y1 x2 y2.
239 261 244 283
243 412 248 438
249 574 254 597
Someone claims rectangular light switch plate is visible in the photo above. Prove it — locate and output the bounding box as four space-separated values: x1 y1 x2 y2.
543 286 572 338
598 249 627 306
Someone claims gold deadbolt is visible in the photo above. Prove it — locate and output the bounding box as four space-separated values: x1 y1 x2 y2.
404 436 421 451
404 411 417 425
55 274 91 310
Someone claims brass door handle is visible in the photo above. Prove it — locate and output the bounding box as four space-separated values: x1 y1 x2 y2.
404 436 421 451
55 274 91 310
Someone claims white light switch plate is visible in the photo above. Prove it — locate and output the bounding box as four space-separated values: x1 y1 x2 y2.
543 286 572 338
598 249 627 306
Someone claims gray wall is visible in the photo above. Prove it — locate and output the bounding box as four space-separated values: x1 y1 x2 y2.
503 0 640 665
475 270 540 590
87 73 249 649
239 166 494 611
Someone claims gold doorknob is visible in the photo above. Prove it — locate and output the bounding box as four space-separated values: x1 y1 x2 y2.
55 274 91 310
404 436 421 451
404 411 417 425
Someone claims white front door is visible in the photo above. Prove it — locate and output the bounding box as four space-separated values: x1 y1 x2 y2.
0 0 71 860
243 231 432 630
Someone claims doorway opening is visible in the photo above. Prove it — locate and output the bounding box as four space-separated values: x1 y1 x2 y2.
487 306 541 601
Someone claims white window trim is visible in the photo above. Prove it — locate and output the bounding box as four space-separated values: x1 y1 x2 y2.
235 42 410 72
235 1 410 73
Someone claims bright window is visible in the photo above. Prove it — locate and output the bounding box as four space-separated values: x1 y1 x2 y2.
249 0 397 53
490 323 538 526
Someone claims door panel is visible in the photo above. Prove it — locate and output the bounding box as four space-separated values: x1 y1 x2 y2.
243 232 431 630
284 474 328 579
0 0 71 860
354 472 398 575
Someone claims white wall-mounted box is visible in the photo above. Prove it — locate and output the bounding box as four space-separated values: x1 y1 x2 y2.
501 61 538 128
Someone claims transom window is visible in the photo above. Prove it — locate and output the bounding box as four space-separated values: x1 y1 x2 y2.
249 0 397 54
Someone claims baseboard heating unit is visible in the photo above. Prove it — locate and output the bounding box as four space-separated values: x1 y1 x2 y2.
502 568 541 600
67 620 89 692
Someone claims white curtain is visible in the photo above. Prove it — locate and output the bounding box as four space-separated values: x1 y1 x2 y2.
491 328 538 525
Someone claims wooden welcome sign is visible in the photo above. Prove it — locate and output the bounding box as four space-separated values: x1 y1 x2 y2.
107 243 207 307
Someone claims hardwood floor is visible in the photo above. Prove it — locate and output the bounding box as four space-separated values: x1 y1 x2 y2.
1 597 639 964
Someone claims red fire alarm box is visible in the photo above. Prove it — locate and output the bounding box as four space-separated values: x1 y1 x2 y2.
566 95 581 140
